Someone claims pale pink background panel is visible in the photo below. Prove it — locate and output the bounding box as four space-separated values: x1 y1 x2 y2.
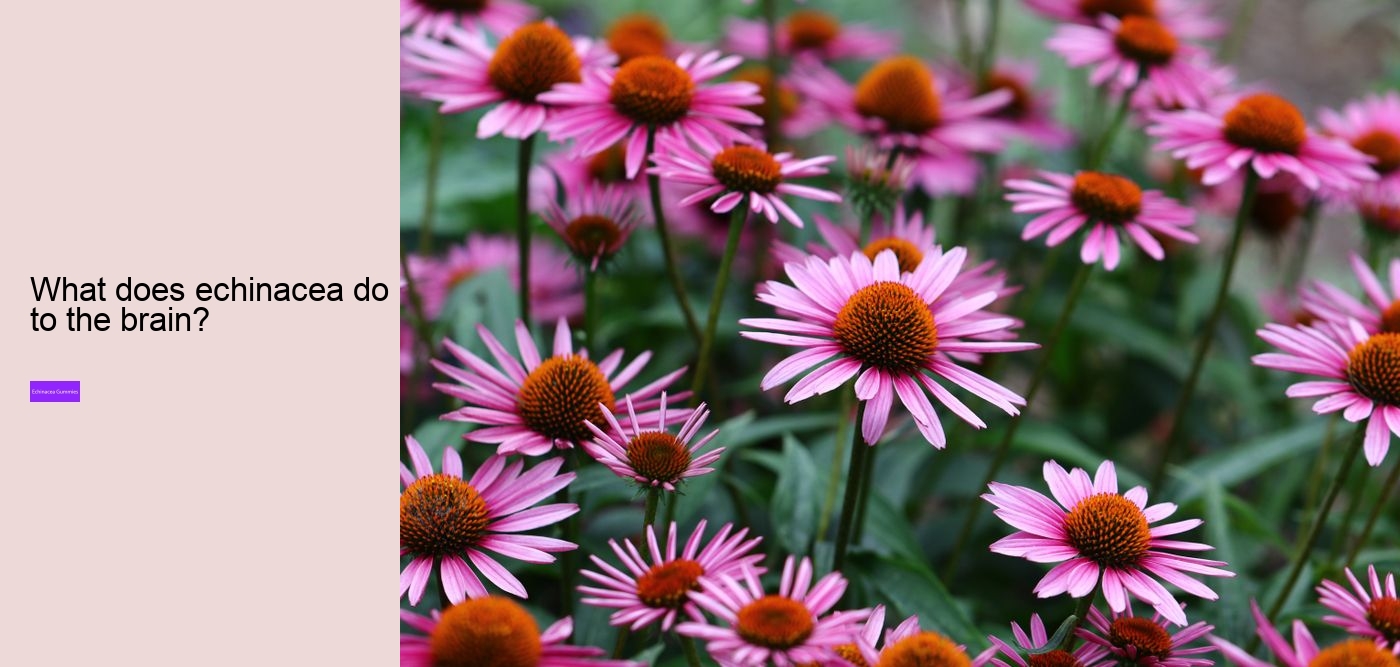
0 1 397 665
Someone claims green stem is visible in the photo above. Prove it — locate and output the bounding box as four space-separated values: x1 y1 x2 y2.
419 111 444 254
852 430 879 542
646 127 702 342
1088 80 1142 170
691 207 747 400
611 627 632 659
643 487 661 530
1262 424 1365 626
584 270 599 358
1347 458 1400 568
817 391 856 540
398 244 435 359
975 0 1003 86
1151 170 1259 489
1284 200 1320 290
1062 591 1098 650
517 134 537 329
952 0 973 69
1304 415 1338 518
680 635 704 667
944 260 1094 580
1329 464 1371 564
1220 0 1259 63
833 401 869 572
761 0 781 149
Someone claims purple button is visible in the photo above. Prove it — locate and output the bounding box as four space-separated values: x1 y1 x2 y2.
31 380 80 402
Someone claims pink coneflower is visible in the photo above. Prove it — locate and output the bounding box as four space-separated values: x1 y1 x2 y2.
730 66 831 140
406 233 581 321
578 520 765 631
773 206 938 271
399 0 535 40
400 596 643 667
676 556 869 666
975 61 1074 148
400 22 612 139
843 144 917 218
583 393 722 490
648 139 839 227
984 460 1233 626
1021 0 1224 40
1253 317 1400 466
1320 92 1400 188
1078 604 1215 667
725 10 898 62
989 613 1113 667
1317 565 1400 653
433 318 687 456
399 436 577 604
1148 92 1377 191
1196 172 1310 241
1212 601 1400 667
1301 254 1400 335
1359 185 1400 236
541 185 642 271
604 13 672 64
1004 170 1198 270
795 57 1011 196
1047 16 1219 110
531 143 646 211
540 52 764 179
854 613 999 667
741 249 1037 448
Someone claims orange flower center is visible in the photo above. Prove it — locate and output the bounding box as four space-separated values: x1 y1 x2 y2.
516 355 617 443
1030 650 1085 667
736 596 815 649
855 56 943 134
1249 190 1301 236
1223 93 1307 155
982 71 1033 119
1078 0 1157 19
401 474 489 557
625 431 692 483
420 0 490 12
1353 129 1400 175
1363 201 1400 235
563 215 624 261
835 643 871 667
487 22 582 103
1346 333 1400 406
787 10 842 50
609 56 695 126
863 237 926 273
586 144 629 184
607 14 669 64
1306 640 1400 667
430 596 543 667
834 282 938 374
1113 16 1178 65
1380 301 1400 334
878 631 971 667
1368 597 1400 643
1071 172 1143 224
733 66 800 121
712 146 784 194
635 558 705 608
1109 616 1174 659
1064 493 1152 567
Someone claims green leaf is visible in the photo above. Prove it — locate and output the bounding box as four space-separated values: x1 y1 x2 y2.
1013 422 1147 488
864 555 984 649
772 435 820 554
445 268 520 345
1168 420 1329 503
674 412 836 523
1204 477 1251 642
862 493 925 563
